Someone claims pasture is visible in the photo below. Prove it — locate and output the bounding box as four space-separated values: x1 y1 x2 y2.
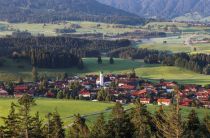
0 21 139 37
138 35 210 54
0 98 209 126
0 58 210 85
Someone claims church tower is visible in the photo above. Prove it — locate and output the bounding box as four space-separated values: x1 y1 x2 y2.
99 71 104 86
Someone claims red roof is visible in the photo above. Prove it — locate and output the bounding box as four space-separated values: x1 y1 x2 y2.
161 82 177 87
132 89 147 96
140 98 150 102
119 84 135 90
157 98 171 103
79 90 91 95
14 85 29 92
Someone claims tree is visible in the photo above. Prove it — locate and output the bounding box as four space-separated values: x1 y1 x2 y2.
30 112 44 138
32 66 38 82
90 114 107 138
106 102 134 138
154 92 184 138
201 114 210 137
17 94 36 138
57 90 64 99
50 111 65 138
184 109 201 137
97 56 102 64
18 77 24 84
68 114 90 138
97 88 108 101
77 58 84 69
109 57 114 64
131 100 152 138
1 102 20 137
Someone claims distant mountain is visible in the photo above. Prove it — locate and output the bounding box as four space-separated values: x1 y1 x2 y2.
97 0 210 20
0 0 145 25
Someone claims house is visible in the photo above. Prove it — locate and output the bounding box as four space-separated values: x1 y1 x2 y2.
132 89 147 97
79 90 91 98
157 98 171 106
180 98 192 106
0 89 8 96
119 84 135 90
14 85 29 93
140 98 150 104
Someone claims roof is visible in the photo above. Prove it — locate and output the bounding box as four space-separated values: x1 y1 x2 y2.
0 89 8 94
157 98 171 103
79 90 91 95
14 85 29 91
119 84 135 90
132 89 147 96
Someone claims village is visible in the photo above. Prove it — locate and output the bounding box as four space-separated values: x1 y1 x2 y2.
0 71 209 108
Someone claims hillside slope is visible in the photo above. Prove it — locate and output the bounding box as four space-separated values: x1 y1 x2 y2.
97 0 210 19
0 0 145 25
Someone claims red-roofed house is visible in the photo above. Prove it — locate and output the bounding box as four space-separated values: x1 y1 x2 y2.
119 84 135 90
132 89 147 97
14 85 29 93
180 98 192 106
140 98 150 104
0 89 8 96
79 90 91 98
157 98 171 106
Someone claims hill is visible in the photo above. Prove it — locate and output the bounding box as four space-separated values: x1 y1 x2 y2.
97 0 210 20
0 0 145 25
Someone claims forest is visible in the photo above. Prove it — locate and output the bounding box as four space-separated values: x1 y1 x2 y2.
0 94 209 138
0 36 130 68
109 47 210 75
0 0 145 25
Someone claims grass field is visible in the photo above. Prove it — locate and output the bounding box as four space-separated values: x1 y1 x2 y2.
0 21 140 37
0 58 210 85
138 35 210 54
0 98 209 126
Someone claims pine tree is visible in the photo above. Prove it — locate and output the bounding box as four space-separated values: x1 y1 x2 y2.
0 126 4 138
201 114 210 137
154 92 184 138
1 102 20 137
68 114 90 138
131 100 152 138
106 102 134 138
154 105 167 138
184 109 201 137
32 66 38 82
51 111 65 138
30 112 44 138
17 94 36 138
97 56 102 64
109 57 114 64
90 113 107 138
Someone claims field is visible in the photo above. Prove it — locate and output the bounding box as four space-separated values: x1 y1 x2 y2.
138 36 210 54
140 22 210 53
0 58 210 85
0 21 140 37
0 98 209 126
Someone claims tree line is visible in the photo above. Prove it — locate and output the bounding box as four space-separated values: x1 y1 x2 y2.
0 94 209 138
0 36 130 68
145 53 210 75
109 47 210 75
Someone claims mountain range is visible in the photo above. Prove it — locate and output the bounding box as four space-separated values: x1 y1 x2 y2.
97 0 210 20
0 0 145 25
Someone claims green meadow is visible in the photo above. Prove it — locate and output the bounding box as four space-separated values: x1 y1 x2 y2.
0 98 209 126
0 58 210 85
0 21 139 37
